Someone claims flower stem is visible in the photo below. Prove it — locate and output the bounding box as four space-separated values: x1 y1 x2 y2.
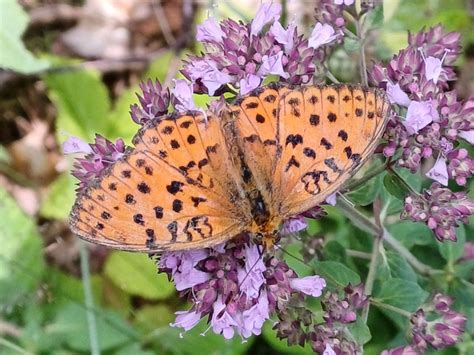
346 249 372 259
336 198 442 277
361 199 383 322
80 242 100 355
370 300 412 318
356 17 368 86
344 161 389 192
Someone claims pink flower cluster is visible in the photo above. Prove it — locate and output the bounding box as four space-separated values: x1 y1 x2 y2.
158 235 326 340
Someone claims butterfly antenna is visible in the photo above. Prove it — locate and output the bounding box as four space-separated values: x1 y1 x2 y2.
233 244 265 299
274 243 312 270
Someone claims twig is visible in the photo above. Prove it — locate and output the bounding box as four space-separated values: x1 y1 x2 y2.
80 243 100 355
370 300 412 318
0 338 33 355
346 249 372 259
361 198 383 322
355 17 368 86
152 0 176 46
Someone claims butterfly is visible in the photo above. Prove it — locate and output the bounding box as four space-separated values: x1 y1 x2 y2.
69 84 390 252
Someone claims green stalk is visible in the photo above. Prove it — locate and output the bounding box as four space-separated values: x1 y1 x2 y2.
80 242 100 355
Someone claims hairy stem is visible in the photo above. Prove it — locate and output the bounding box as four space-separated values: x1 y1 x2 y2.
80 243 100 355
346 249 372 259
336 198 442 277
370 300 412 318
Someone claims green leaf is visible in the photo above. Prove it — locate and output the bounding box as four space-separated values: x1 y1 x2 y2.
383 171 409 200
449 278 474 308
348 317 371 345
311 261 361 289
0 187 45 307
383 0 401 22
52 303 135 352
387 220 433 248
373 278 428 312
40 173 76 220
0 0 49 73
343 37 361 53
104 251 174 300
454 260 474 280
134 305 174 334
363 5 384 30
438 225 466 263
45 70 111 141
346 173 383 206
385 252 417 283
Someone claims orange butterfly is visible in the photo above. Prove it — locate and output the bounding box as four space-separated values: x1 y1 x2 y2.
69 84 390 252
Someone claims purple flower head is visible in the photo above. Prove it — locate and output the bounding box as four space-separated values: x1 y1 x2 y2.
159 235 325 341
386 82 411 107
321 283 368 324
446 149 474 186
130 79 170 125
308 22 339 49
402 183 474 242
315 0 346 29
404 100 439 135
196 17 225 44
68 134 126 193
250 2 281 37
172 79 197 112
159 250 211 291
425 156 448 186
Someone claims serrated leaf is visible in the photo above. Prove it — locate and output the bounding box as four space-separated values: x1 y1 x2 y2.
438 225 466 263
0 187 45 308
311 261 361 289
0 0 49 73
373 278 428 312
262 322 314 354
40 173 76 220
104 251 174 300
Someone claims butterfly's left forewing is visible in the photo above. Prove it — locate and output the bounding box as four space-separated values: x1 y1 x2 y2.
70 113 249 252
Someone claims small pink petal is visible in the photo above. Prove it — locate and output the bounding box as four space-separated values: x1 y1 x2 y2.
426 156 449 186
63 136 93 155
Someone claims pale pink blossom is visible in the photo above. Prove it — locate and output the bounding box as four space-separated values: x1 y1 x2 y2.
269 21 296 53
240 74 261 95
172 79 197 111
308 23 338 49
290 275 326 297
426 156 449 186
458 130 474 144
237 244 266 298
257 52 289 79
170 310 202 331
424 56 444 84
63 136 93 154
250 2 281 37
386 82 411 107
211 298 238 339
196 17 225 43
404 100 439 135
